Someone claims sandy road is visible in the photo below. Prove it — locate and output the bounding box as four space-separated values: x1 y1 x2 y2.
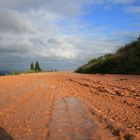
0 72 140 140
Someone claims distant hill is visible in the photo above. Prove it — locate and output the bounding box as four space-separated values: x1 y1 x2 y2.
0 71 11 76
75 36 140 74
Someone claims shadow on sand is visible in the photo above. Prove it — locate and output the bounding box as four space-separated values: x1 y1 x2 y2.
0 127 14 140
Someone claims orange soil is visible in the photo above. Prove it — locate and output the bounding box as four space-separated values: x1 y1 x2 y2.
0 72 140 140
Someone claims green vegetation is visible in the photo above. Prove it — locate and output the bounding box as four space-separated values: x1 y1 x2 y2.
30 62 34 71
35 61 42 72
47 70 58 72
30 61 42 73
11 70 20 75
75 36 140 74
7 61 42 76
0 61 59 76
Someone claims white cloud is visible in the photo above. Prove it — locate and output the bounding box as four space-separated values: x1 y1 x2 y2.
41 44 78 60
112 0 135 4
0 0 139 70
0 0 135 17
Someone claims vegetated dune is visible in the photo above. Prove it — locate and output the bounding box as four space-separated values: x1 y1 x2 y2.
0 72 140 140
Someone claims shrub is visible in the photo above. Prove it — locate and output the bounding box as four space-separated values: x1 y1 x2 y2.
75 36 140 74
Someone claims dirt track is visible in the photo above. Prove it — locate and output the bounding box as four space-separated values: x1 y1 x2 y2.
0 72 140 140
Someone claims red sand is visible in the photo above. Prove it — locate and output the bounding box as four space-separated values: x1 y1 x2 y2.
0 72 140 140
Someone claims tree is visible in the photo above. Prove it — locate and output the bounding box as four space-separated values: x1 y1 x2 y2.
35 61 42 72
30 62 34 71
138 34 140 41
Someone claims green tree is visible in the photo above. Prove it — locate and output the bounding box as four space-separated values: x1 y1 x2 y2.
30 62 34 71
35 61 42 72
138 34 140 41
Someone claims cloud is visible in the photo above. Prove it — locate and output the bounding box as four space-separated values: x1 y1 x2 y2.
0 9 38 34
126 6 140 14
41 45 78 60
65 36 121 60
0 42 32 54
0 0 85 16
112 0 135 4
30 37 78 60
0 0 139 71
0 0 135 17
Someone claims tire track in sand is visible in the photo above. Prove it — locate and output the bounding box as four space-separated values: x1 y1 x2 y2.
46 96 114 140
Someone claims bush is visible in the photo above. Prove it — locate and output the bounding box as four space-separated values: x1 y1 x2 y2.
75 36 140 74
11 71 20 75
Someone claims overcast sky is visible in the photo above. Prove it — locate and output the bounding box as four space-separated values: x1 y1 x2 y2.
0 0 140 71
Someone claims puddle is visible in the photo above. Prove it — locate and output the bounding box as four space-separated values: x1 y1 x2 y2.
47 96 95 140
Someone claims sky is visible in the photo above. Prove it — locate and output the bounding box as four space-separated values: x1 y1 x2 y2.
0 0 140 71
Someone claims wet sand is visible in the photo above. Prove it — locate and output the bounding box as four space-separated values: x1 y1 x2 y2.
0 72 140 140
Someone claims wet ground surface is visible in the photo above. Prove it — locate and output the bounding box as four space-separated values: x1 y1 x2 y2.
0 72 140 140
47 96 94 140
